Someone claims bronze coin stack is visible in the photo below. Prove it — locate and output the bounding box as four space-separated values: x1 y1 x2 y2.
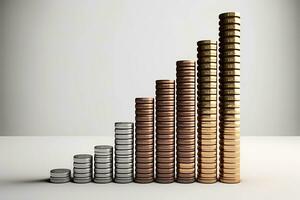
176 60 196 183
155 80 175 183
196 40 218 184
218 12 241 184
135 97 154 183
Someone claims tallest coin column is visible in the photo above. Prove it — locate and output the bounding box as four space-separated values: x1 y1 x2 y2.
218 12 241 184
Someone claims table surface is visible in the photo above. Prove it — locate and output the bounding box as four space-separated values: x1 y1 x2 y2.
0 136 299 200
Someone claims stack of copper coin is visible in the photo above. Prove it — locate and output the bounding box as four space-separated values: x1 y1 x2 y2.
196 40 218 184
155 80 175 183
135 97 155 183
176 60 196 183
218 12 241 184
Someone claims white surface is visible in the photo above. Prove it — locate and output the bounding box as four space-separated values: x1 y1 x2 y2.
1 0 300 136
0 136 299 200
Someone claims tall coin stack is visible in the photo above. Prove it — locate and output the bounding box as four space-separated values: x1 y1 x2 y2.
218 12 241 184
196 40 218 184
135 98 154 183
94 145 113 183
114 122 134 183
176 60 196 183
73 154 93 183
155 80 175 183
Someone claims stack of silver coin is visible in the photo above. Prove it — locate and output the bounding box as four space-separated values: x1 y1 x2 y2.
114 122 134 183
73 154 93 183
94 145 113 183
50 168 71 183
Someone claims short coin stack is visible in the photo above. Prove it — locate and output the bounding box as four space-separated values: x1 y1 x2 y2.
94 145 113 183
218 12 241 184
176 60 196 183
114 122 134 183
155 80 175 183
73 154 93 183
196 40 218 184
50 168 71 183
135 98 154 183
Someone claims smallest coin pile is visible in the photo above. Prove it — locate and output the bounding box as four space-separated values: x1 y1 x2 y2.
73 154 93 183
50 168 71 183
115 122 134 183
94 145 113 183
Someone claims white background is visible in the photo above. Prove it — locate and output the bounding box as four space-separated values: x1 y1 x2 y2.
0 0 299 136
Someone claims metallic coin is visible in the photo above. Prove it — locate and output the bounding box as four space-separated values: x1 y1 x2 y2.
177 151 195 158
177 177 195 184
177 126 195 133
197 63 217 70
220 24 240 31
135 134 153 140
94 173 112 178
136 167 154 174
197 56 217 63
50 177 71 184
219 30 240 38
115 168 133 174
115 163 133 169
95 168 112 173
176 76 195 83
200 138 217 145
219 177 240 184
219 43 240 50
157 151 175 157
156 116 175 122
176 95 195 101
156 80 175 84
219 134 240 140
135 103 154 109
220 56 240 63
219 62 240 70
199 88 217 95
219 16 241 24
197 177 217 184
198 101 217 108
198 168 217 174
155 95 175 101
177 116 195 122
177 168 195 174
156 128 175 135
156 177 175 184
177 83 195 89
219 167 240 174
115 129 133 134
220 121 240 128
156 144 174 152
219 162 240 169
136 157 153 163
135 177 154 183
115 149 133 155
177 134 195 139
114 177 133 184
198 127 217 133
115 139 133 145
219 172 240 179
219 145 240 152
219 12 240 19
135 121 153 127
176 60 195 66
136 162 153 169
135 109 155 115
95 162 112 168
198 82 217 89
198 162 217 169
157 157 175 163
177 121 195 128
197 44 217 51
219 101 240 108
176 89 195 95
156 101 174 106
156 89 175 95
201 145 217 151
156 110 175 117
115 173 134 179
74 162 92 168
50 168 71 178
94 145 113 153
156 162 175 169
115 134 133 140
115 144 133 150
135 97 154 104
219 139 240 146
219 88 240 95
73 177 92 184
219 151 240 158
156 121 175 127
219 94 240 101
219 108 240 115
220 50 240 57
177 139 195 145
219 36 240 44
116 157 133 163
93 177 112 184
73 154 92 163
197 40 217 45
156 139 174 145
136 144 153 151
156 167 175 174
73 167 92 174
200 157 217 163
177 173 195 179
198 121 217 128
177 157 195 163
156 106 175 112
177 163 195 169
220 83 240 90
156 83 175 89
176 105 195 112
197 173 217 179
197 50 217 57
73 172 92 178
156 173 175 179
198 94 217 101
135 139 153 145
115 122 134 129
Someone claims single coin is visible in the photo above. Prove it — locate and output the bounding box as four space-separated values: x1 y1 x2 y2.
73 172 92 178
135 109 155 115
156 84 175 89
115 173 134 179
219 139 240 146
115 157 133 163
219 16 241 24
200 138 217 145
197 173 217 179
136 167 154 174
177 151 195 158
197 133 216 140
198 94 217 101
219 177 240 184
94 162 112 168
94 145 113 154
115 139 133 145
73 177 92 184
219 107 240 115
220 56 240 63
219 167 240 174
198 168 217 174
177 116 195 122
115 149 133 155
93 177 113 184
199 88 217 95
177 139 195 145
156 105 175 111
220 121 240 128
219 36 240 44
197 44 217 51
156 121 175 127
177 177 196 184
219 145 240 152
135 139 153 145
219 43 240 50
50 177 71 184
177 168 195 175
177 126 195 133
156 167 175 174
176 66 196 72
135 121 153 128
73 154 92 163
50 169 71 178
115 129 133 134
220 50 240 57
115 134 133 140
176 95 195 101
177 134 195 140
115 162 133 169
219 101 240 108
156 144 174 152
200 157 217 163
220 62 240 70
219 12 240 19
197 50 217 57
198 162 217 169
156 116 175 122
177 172 196 179
197 40 217 45
114 177 133 184
198 121 217 128
135 177 154 184
177 157 195 163
197 177 217 184
198 82 217 88
156 89 175 95
198 127 217 133
115 122 134 129
176 76 195 83
156 134 174 140
94 173 112 178
219 30 240 37
220 24 240 31
219 134 240 140
177 82 195 89
156 110 175 117
136 144 153 151
201 145 217 151
115 168 133 174
156 177 175 184
219 70 240 77
176 88 195 95
219 162 240 169
156 100 174 106
135 97 154 104
74 162 91 168
156 80 175 84
198 101 217 108
219 151 240 158
136 156 154 163
220 88 240 95
156 139 175 145
197 62 217 70
219 94 240 101
198 69 217 77
136 151 154 158
156 157 175 163
197 56 217 63
156 162 175 169
95 168 112 173
176 60 195 66
156 128 175 135
135 103 154 110
177 121 195 127
115 144 133 150
176 105 195 112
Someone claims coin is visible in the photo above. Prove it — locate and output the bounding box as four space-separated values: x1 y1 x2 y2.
50 169 71 178
73 154 92 163
197 50 217 57
177 82 195 88
220 24 241 31
219 49 240 57
176 76 195 83
73 177 92 184
74 162 92 168
115 122 134 129
176 60 195 66
197 44 217 51
50 177 71 184
156 177 175 183
219 43 240 50
198 69 217 76
219 17 241 24
155 84 175 89
198 82 217 88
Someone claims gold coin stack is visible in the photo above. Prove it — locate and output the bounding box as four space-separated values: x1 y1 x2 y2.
218 12 241 184
155 80 176 183
176 60 196 183
135 97 154 183
196 40 218 184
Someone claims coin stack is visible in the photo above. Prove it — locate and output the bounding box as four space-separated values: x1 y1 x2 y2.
155 80 175 183
114 122 134 183
50 168 71 183
176 60 196 183
93 145 113 183
73 154 93 183
218 12 241 184
135 97 154 183
196 40 218 184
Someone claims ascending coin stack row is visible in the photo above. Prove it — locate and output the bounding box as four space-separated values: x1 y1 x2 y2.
114 122 134 183
218 12 241 184
176 60 196 183
196 40 218 184
135 98 155 183
155 80 176 183
73 154 93 183
94 145 113 183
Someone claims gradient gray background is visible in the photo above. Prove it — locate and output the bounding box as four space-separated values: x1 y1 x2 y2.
0 0 299 136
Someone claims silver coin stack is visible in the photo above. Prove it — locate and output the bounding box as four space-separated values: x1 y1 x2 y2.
94 145 113 183
114 122 134 183
50 168 71 183
73 154 93 183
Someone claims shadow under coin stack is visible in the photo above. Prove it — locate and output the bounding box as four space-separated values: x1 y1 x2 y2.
50 168 71 183
155 80 175 183
114 122 134 183
196 40 218 184
93 145 113 183
218 12 241 184
73 154 93 183
176 60 196 183
135 98 155 183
